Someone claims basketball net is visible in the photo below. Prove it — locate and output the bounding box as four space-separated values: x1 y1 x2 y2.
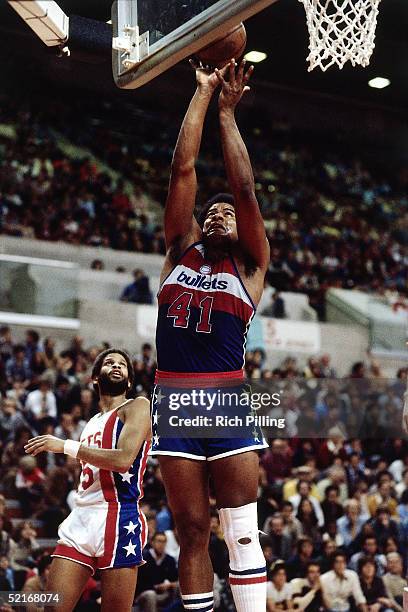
299 0 382 71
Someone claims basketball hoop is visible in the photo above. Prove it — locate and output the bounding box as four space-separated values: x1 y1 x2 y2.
299 0 382 72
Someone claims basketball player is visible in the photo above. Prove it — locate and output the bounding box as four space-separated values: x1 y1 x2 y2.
151 59 270 612
24 349 151 612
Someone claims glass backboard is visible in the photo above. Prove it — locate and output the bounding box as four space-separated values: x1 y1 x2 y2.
112 0 279 89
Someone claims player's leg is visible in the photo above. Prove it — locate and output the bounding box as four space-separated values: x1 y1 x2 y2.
209 450 267 612
100 567 138 612
158 456 214 611
45 558 93 612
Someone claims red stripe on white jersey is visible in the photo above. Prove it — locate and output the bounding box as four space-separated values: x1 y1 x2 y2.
99 410 119 567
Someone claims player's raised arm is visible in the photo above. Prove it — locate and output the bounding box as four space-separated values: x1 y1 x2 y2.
164 62 226 251
216 59 270 271
24 397 151 473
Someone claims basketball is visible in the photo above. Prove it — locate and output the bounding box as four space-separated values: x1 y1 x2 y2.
196 23 247 68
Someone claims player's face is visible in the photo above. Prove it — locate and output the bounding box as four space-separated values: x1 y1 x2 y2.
101 353 128 381
202 203 238 245
97 353 130 396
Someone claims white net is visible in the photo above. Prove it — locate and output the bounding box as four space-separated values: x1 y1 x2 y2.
299 0 382 72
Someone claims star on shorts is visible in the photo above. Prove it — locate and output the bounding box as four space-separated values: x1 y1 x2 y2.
121 471 134 483
123 539 137 557
154 387 166 405
124 521 137 535
153 433 160 446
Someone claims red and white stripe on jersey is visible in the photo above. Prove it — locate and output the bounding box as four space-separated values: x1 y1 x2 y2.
99 409 120 568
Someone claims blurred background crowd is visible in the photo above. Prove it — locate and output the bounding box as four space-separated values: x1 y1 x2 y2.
0 326 408 610
0 93 407 321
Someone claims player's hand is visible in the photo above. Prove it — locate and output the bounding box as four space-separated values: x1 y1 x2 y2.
216 58 254 111
24 434 65 456
190 58 227 94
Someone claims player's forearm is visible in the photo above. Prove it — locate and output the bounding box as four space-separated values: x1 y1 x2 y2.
77 445 134 473
219 108 255 195
171 88 212 172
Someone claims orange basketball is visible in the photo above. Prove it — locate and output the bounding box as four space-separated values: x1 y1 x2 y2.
196 23 247 68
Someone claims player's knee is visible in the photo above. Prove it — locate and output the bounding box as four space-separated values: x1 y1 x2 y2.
219 502 265 571
173 512 210 548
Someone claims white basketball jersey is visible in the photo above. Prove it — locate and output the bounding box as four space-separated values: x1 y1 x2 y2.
76 401 150 507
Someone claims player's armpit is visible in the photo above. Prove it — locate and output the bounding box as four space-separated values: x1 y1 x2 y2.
114 396 151 471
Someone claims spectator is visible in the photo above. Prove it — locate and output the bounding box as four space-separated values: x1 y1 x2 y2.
5 345 31 385
349 535 387 576
264 513 293 561
135 532 178 611
286 537 315 581
346 452 367 494
0 326 13 364
337 499 368 549
320 485 344 527
0 516 15 560
24 378 57 421
54 412 75 441
261 439 294 486
370 506 400 550
1 426 32 492
296 500 321 544
319 354 336 378
291 561 329 611
0 397 30 441
9 521 39 589
120 269 153 304
367 480 398 518
382 553 406 609
69 405 86 440
267 560 293 612
358 556 396 612
281 501 304 550
261 291 286 319
289 481 325 528
24 330 42 370
315 538 337 574
0 556 14 590
15 456 45 517
22 554 52 611
90 259 104 270
320 552 367 612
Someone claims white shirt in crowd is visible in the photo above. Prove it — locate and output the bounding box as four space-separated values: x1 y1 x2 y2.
267 581 293 604
320 569 366 611
25 389 57 419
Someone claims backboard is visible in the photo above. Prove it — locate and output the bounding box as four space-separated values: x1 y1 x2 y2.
112 0 279 89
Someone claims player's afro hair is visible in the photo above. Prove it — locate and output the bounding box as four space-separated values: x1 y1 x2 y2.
91 348 134 393
199 193 235 227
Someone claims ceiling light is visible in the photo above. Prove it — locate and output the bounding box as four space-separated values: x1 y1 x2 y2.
244 51 267 63
368 77 390 89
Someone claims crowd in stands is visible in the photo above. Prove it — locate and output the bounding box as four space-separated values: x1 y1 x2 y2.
1 93 407 320
0 325 408 609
